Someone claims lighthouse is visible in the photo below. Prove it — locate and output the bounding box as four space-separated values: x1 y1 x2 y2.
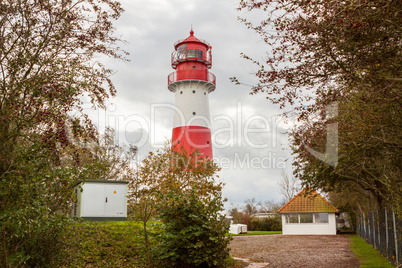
168 30 215 159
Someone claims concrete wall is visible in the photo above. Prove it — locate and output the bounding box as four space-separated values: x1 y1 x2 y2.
281 213 337 235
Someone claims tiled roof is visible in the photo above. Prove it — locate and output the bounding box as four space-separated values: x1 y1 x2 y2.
277 188 339 213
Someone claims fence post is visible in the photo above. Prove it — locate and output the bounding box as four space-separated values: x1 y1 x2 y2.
377 210 380 250
363 213 367 239
392 209 399 266
356 214 362 237
372 212 376 247
385 209 389 260
368 213 371 242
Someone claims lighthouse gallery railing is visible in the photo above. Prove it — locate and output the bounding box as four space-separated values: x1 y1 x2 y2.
167 71 216 86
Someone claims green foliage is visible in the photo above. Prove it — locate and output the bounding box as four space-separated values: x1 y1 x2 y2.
57 221 147 267
237 0 401 112
0 0 126 266
248 217 282 232
129 146 231 267
2 209 67 267
0 142 78 267
57 220 237 268
238 0 402 214
154 186 231 268
349 235 394 268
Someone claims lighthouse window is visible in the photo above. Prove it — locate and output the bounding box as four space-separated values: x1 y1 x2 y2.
177 44 187 59
188 49 203 59
192 112 196 115
204 92 206 95
180 91 183 94
207 141 210 144
177 45 204 60
192 66 196 69
192 90 196 94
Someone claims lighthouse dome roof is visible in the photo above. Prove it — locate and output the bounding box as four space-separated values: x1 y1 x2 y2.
174 29 210 49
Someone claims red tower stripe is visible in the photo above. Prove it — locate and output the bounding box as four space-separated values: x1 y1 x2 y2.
172 126 212 159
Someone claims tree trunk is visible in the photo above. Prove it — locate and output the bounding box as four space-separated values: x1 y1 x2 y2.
143 221 150 266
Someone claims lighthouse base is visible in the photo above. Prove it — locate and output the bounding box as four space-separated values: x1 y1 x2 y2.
172 126 212 159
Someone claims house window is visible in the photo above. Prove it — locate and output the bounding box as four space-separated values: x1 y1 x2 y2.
314 213 329 223
286 213 320 223
286 214 298 223
300 214 313 223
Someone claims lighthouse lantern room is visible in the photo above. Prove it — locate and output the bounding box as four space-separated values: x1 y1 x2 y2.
168 30 216 159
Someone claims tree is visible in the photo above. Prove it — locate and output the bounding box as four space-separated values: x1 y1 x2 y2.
236 0 401 213
228 199 283 231
228 207 244 224
259 200 284 213
0 0 126 266
290 87 401 210
156 186 230 268
327 185 375 231
129 146 230 267
88 127 137 181
128 148 170 266
277 171 300 202
236 0 401 116
244 198 259 215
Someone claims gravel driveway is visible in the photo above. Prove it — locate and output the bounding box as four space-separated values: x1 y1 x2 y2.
229 234 361 267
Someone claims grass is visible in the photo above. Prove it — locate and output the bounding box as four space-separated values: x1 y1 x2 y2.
63 223 397 267
61 220 245 267
61 221 280 266
228 230 282 236
60 220 157 267
348 235 395 267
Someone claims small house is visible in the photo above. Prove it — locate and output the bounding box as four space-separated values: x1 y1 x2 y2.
278 188 338 235
251 212 277 219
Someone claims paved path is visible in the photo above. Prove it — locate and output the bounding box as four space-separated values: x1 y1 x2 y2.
230 235 360 267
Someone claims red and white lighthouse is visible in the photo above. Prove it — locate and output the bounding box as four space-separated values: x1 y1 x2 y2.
168 30 216 159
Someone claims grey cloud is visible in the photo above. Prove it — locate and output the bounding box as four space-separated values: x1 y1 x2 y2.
87 0 294 206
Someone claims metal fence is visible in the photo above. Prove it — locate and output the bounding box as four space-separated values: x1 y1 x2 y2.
357 208 401 266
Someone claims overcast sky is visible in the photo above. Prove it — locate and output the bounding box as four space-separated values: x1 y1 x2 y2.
85 0 297 209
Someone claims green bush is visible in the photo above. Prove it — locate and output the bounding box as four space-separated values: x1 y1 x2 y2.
154 187 231 267
1 206 68 267
248 216 282 231
59 221 146 267
0 160 75 267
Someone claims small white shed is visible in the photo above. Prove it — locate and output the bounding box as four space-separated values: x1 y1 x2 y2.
229 224 248 234
72 180 128 221
278 188 338 235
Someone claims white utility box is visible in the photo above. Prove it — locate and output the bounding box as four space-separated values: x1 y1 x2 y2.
72 180 128 221
229 224 247 234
